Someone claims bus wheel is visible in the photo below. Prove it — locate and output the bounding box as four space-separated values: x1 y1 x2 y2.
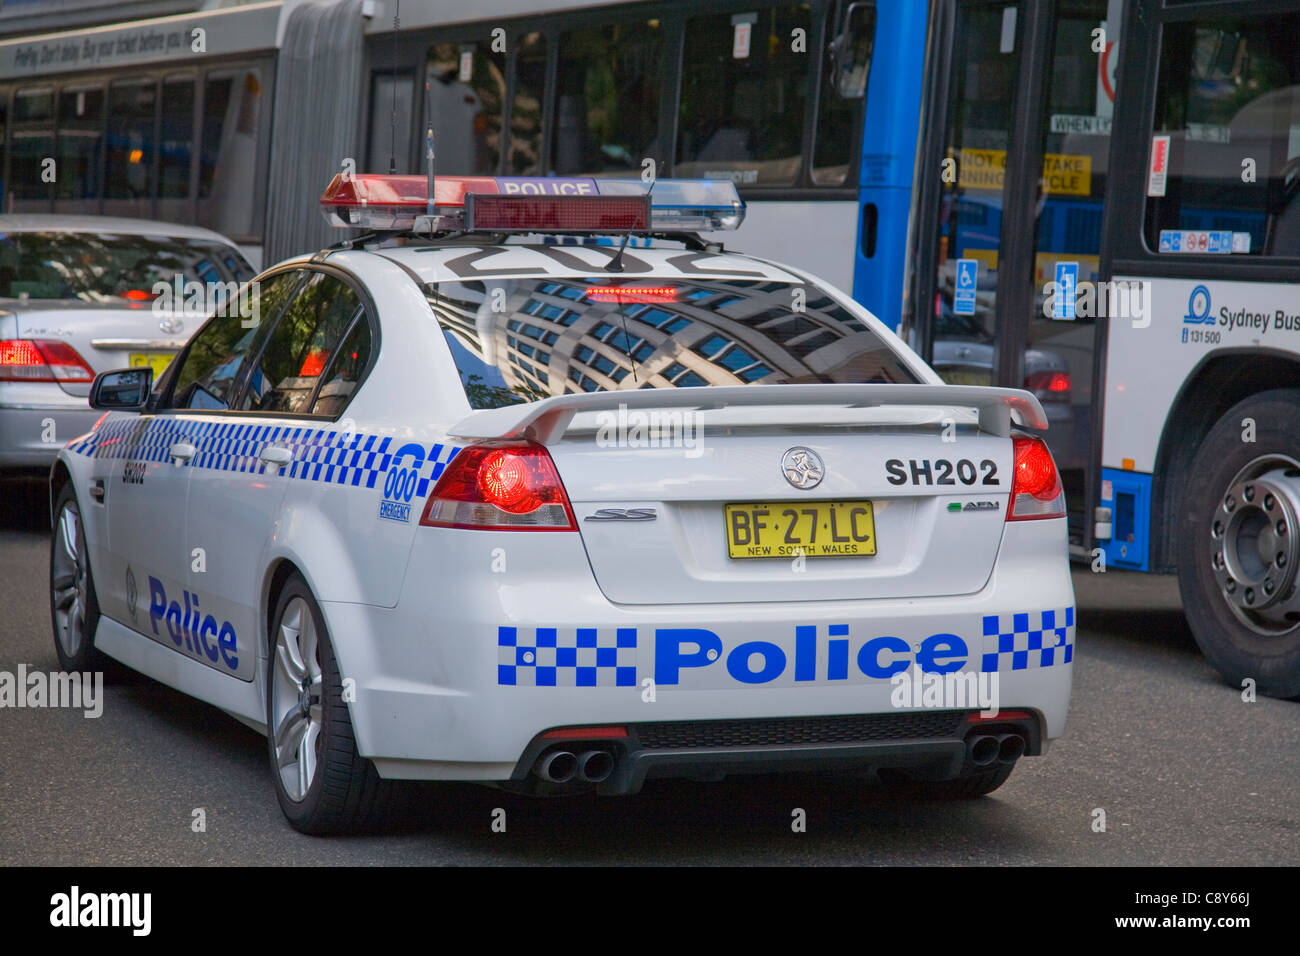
1177 389 1300 699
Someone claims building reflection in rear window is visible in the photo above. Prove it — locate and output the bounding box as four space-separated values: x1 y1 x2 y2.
426 277 918 409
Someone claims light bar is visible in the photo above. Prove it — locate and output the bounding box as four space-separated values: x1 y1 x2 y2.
319 174 745 234
467 193 649 233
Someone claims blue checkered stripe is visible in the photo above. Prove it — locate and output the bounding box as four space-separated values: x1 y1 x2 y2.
65 416 459 493
498 627 637 687
981 607 1075 672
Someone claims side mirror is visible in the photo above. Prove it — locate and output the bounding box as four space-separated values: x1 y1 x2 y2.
89 367 153 411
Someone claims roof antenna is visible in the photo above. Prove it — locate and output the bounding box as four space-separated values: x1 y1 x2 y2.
425 76 436 226
605 173 657 274
388 0 400 174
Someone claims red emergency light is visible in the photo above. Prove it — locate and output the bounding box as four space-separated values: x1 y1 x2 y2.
584 285 677 303
466 193 649 234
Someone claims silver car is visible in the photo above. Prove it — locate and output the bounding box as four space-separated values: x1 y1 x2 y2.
0 216 252 472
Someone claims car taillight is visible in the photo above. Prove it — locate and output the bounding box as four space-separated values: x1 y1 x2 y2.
1007 436 1065 521
420 442 577 531
0 339 95 383
1024 369 1070 400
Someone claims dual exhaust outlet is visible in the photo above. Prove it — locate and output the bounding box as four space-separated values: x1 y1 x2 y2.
967 733 1025 767
536 749 614 784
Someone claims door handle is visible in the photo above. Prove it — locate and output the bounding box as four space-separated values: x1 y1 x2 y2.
169 442 195 464
258 445 293 470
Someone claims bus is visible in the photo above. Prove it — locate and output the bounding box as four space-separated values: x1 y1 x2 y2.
0 0 926 320
904 0 1300 697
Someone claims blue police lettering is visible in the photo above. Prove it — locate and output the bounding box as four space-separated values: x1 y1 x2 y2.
654 628 722 684
726 641 786 683
148 575 238 671
858 635 910 679
652 624 972 684
916 633 966 673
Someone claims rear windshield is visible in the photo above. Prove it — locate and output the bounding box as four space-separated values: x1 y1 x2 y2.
0 231 254 301
427 277 919 409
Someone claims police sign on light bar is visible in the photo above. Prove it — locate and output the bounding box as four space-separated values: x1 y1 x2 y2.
319 174 745 233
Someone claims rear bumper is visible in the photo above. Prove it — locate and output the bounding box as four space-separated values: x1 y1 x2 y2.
0 395 98 469
511 709 1043 795
321 516 1074 784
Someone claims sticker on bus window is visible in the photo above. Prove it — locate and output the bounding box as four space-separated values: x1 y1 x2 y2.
1147 135 1170 197
1158 230 1233 255
1053 262 1078 320
731 12 756 59
954 259 978 316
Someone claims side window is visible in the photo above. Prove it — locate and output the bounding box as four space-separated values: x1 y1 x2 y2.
238 272 361 414
167 271 300 410
1147 16 1300 257
552 20 664 176
310 316 372 417
676 5 812 187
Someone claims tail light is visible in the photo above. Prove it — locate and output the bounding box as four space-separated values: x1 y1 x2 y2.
0 340 95 383
1024 369 1070 401
1007 436 1065 520
420 441 577 531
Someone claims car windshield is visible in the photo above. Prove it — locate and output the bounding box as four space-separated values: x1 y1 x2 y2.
0 231 254 302
426 276 919 409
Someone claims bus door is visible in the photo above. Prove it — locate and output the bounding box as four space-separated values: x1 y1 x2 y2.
910 0 1114 547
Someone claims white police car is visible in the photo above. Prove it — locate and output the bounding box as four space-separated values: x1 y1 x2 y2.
50 174 1074 832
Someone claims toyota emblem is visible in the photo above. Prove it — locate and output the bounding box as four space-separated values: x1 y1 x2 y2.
159 315 184 335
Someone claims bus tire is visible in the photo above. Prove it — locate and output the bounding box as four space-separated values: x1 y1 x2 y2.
1176 388 1300 699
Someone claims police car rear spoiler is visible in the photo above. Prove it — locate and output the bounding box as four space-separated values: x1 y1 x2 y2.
448 384 1048 444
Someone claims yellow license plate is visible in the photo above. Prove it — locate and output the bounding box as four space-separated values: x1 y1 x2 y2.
724 500 876 559
129 352 175 378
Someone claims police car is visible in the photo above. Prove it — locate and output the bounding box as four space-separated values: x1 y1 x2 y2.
49 174 1074 833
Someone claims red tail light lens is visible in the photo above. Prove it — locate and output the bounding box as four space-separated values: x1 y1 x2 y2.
0 340 95 383
420 442 577 531
1008 436 1065 521
1024 370 1071 400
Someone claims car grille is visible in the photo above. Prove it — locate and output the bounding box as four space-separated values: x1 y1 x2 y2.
632 711 968 749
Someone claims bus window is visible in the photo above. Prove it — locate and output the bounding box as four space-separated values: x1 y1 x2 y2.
814 1 875 185
367 71 413 173
56 85 104 211
427 41 505 175
1025 0 1111 513
104 78 157 218
12 87 54 211
199 68 264 238
677 4 812 187
1146 15 1300 257
552 20 663 177
159 76 196 223
926 3 1021 388
508 32 547 175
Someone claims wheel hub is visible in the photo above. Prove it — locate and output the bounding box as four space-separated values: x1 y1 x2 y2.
1211 464 1300 633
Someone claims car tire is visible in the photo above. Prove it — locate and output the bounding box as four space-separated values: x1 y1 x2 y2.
266 573 395 833
50 483 108 673
1176 389 1300 699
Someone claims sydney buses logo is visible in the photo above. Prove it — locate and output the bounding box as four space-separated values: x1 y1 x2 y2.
1183 284 1214 324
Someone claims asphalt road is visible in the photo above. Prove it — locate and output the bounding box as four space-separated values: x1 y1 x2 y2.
1 477 1296 865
